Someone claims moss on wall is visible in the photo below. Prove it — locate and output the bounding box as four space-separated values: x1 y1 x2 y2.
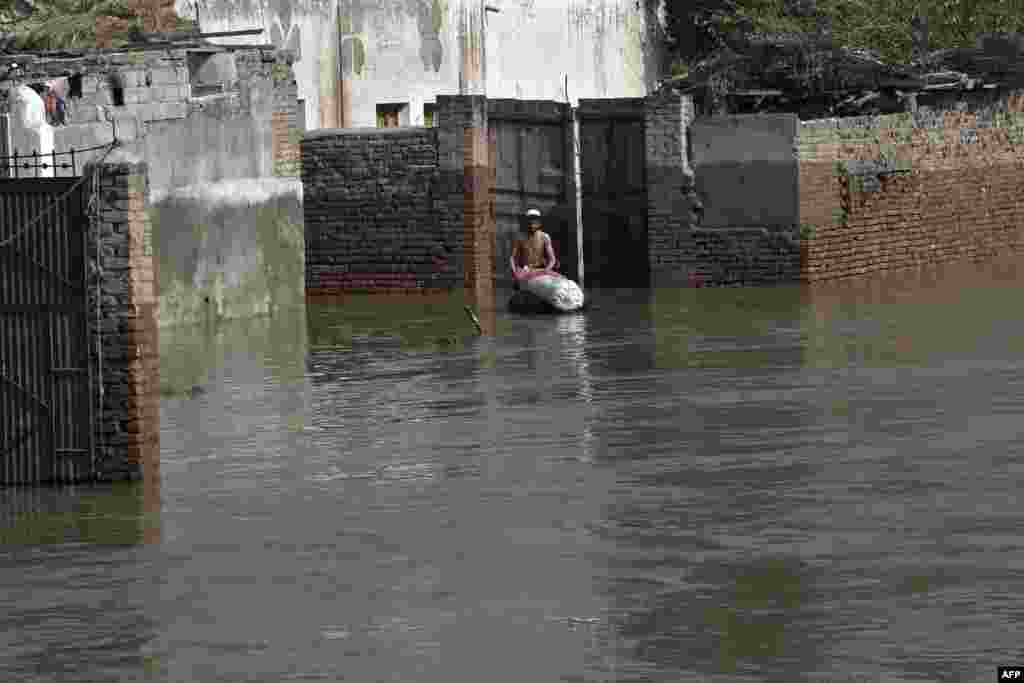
150 182 304 330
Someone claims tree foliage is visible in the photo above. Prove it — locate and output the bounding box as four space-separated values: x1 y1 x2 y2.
0 0 194 50
665 0 1024 68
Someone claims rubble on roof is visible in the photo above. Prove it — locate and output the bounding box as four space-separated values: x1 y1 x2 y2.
661 31 1024 118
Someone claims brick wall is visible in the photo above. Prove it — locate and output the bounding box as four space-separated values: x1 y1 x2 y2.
439 96 494 306
85 156 160 482
646 91 696 286
798 92 1024 282
302 127 449 296
301 95 496 301
267 52 302 178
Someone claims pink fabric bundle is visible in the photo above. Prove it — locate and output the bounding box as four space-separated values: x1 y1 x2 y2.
515 268 556 282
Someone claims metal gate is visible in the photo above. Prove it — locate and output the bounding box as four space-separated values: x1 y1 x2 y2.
0 178 94 484
487 100 576 287
578 99 649 288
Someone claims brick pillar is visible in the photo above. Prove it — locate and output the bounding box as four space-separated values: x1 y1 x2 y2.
271 54 302 178
436 95 496 315
85 155 160 483
645 91 699 286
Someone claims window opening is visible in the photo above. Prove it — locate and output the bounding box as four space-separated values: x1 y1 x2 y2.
376 103 408 128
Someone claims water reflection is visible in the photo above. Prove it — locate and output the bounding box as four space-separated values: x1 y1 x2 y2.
584 288 826 680
0 481 163 681
3 260 1024 682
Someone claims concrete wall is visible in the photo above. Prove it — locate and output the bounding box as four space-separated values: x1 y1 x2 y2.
151 179 304 327
182 0 662 131
647 97 801 287
689 113 800 230
798 93 1024 282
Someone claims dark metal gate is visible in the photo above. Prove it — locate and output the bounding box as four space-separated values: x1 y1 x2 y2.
487 100 576 287
578 99 649 288
0 178 94 485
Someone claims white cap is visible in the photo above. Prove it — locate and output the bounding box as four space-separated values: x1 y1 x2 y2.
525 208 541 218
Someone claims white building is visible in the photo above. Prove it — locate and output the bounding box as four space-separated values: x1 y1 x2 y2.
179 0 666 130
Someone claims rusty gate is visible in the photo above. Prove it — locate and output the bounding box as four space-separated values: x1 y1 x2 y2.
0 178 94 484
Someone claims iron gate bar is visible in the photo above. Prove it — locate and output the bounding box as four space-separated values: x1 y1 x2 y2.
0 372 51 410
0 172 93 484
1 245 80 291
1 426 42 458
0 304 84 314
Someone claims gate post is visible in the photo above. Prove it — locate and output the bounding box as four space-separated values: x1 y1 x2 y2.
437 95 496 330
645 91 697 287
84 152 161 483
570 106 584 288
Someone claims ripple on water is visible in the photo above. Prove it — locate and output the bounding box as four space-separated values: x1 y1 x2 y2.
7 274 1024 682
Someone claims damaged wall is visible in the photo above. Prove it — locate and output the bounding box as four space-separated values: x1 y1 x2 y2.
798 90 1024 282
650 108 802 287
689 114 799 230
182 0 663 131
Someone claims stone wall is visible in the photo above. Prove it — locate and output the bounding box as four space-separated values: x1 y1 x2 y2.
677 227 801 286
646 91 695 286
301 95 493 300
85 155 160 482
302 127 447 295
797 91 1024 282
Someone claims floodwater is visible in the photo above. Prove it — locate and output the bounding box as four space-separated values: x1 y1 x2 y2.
3 257 1024 683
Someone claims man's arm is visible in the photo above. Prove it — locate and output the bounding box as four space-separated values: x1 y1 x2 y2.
510 241 522 276
543 234 557 271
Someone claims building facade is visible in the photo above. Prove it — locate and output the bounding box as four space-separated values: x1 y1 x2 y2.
179 0 666 130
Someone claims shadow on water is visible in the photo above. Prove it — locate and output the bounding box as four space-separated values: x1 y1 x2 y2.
0 481 161 547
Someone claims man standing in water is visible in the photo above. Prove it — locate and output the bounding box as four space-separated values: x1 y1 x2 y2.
510 208 557 281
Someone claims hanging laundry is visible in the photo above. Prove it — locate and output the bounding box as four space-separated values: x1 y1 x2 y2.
43 88 57 124
45 77 68 125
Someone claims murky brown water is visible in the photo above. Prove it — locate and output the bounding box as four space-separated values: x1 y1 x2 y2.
3 257 1024 682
